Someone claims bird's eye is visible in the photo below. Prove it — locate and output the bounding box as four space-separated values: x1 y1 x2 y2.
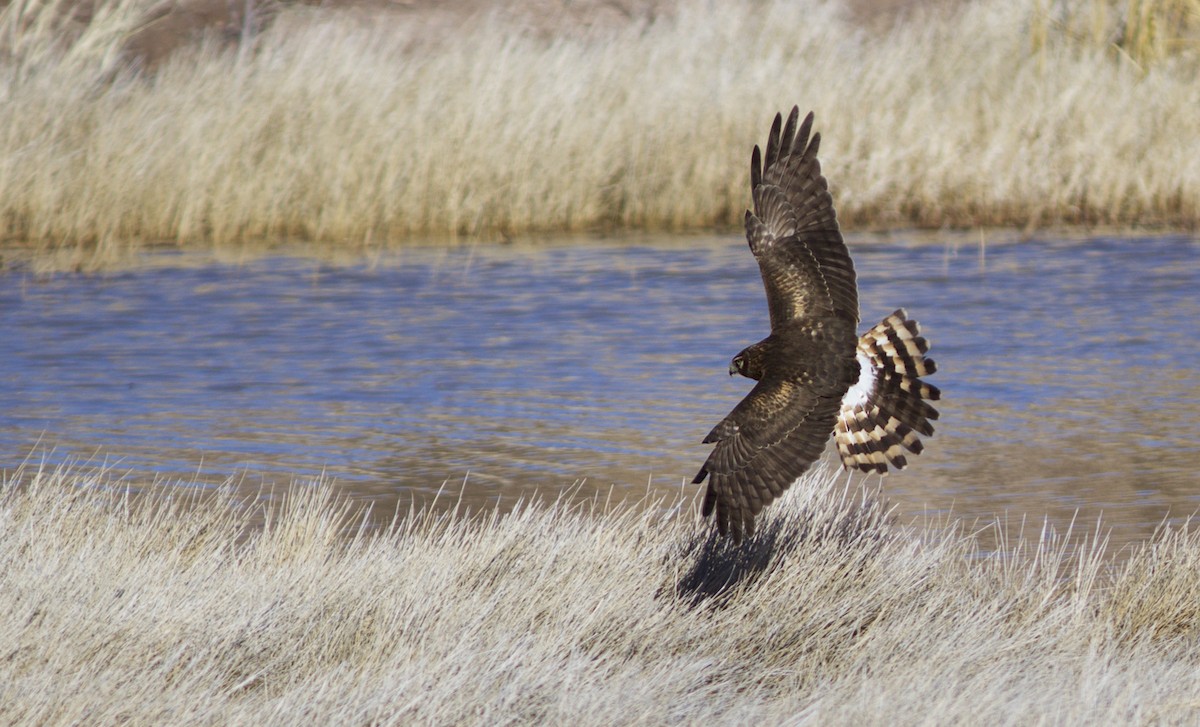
734 356 744 370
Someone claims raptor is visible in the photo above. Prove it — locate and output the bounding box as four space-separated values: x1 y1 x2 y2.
694 107 941 542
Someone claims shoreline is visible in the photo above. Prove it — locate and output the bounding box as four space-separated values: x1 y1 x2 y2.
3 225 1196 275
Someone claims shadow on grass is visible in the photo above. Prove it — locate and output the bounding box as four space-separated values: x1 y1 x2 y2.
673 482 893 608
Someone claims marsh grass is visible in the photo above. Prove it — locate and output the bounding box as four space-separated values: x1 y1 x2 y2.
1028 0 1200 64
0 0 1198 261
5 461 1200 724
1117 0 1200 65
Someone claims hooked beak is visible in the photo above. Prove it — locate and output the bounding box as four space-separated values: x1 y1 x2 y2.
728 362 738 376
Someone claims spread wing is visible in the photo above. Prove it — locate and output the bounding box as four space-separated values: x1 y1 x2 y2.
692 376 844 543
747 107 858 328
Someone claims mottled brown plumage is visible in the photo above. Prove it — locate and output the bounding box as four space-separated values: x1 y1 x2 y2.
694 108 941 542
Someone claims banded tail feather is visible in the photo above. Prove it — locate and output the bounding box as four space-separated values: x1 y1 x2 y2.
836 309 941 474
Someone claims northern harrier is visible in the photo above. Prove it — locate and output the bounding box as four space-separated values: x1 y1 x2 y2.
694 107 941 542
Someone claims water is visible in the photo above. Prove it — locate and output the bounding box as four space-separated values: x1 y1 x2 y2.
2 234 1198 551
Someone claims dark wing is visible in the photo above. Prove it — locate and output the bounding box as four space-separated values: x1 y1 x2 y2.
692 376 843 542
747 108 858 328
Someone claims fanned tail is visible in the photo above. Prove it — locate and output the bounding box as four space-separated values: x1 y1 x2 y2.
835 309 940 474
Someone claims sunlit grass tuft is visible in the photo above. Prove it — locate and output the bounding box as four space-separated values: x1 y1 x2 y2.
5 462 1200 723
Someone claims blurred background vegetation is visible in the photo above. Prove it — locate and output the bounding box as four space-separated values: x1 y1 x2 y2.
1 0 1197 254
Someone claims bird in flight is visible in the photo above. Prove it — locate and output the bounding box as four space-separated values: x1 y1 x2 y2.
693 107 941 542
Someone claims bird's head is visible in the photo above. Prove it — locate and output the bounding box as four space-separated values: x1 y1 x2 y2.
729 354 746 377
729 344 766 380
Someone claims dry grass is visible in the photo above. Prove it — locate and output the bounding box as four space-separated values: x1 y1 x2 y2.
4 461 1200 724
0 0 1198 257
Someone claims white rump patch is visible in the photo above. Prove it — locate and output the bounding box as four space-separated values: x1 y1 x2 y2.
841 350 876 410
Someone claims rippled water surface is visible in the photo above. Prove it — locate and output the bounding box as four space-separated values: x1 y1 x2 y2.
3 235 1198 549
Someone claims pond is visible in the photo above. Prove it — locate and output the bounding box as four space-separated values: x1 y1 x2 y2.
2 234 1197 552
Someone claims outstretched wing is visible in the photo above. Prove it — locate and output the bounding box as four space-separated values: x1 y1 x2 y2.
746 107 858 328
692 376 844 543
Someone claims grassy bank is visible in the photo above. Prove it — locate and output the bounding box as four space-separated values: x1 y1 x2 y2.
0 0 1197 256
4 463 1200 723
